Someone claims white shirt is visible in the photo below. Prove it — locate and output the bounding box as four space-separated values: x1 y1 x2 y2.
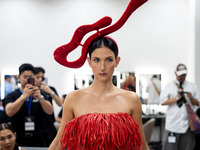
146 78 161 104
160 79 200 133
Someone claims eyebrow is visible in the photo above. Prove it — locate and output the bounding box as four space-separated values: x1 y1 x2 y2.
92 56 114 59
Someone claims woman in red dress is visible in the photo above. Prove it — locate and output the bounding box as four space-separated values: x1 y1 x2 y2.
49 37 149 150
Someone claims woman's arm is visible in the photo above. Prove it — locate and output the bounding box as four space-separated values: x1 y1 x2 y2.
49 93 74 150
131 94 150 150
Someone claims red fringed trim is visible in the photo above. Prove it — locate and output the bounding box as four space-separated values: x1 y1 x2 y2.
60 113 142 150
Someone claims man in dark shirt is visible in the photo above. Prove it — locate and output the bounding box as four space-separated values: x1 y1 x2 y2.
3 63 53 147
34 67 62 146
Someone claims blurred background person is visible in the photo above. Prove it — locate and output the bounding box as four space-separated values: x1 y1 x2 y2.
139 80 143 103
4 75 13 98
0 123 26 150
0 75 14 99
55 94 67 125
80 80 86 89
146 74 161 104
160 63 200 150
0 99 11 124
10 75 19 92
34 67 62 146
121 73 136 92
0 75 13 124
3 63 53 147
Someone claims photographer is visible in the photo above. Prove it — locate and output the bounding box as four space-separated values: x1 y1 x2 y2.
34 67 62 146
160 64 200 150
3 63 53 147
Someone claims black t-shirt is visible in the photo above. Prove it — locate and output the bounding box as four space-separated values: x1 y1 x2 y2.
41 86 59 123
4 89 46 146
58 108 63 118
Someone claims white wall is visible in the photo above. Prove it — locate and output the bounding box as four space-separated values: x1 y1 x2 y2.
195 0 200 90
0 0 197 115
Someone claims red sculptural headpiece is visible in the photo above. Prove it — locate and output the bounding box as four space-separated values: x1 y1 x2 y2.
54 0 148 68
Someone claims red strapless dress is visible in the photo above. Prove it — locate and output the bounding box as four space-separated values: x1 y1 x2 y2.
60 113 142 150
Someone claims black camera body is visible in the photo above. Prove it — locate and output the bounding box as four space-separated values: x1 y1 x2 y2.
177 91 187 107
179 91 188 96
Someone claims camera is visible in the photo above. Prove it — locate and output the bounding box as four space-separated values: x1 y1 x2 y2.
179 91 188 96
177 91 187 107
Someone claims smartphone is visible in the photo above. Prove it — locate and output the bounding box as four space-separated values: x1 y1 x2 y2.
27 77 35 86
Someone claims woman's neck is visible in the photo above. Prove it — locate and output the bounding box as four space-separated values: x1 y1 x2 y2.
90 79 115 94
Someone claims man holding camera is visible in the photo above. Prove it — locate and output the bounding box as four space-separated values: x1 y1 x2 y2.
3 63 53 147
160 63 200 150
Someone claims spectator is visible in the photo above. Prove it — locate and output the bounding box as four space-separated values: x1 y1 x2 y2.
160 63 200 150
4 75 13 98
121 73 136 92
3 63 53 147
34 67 62 146
55 94 67 124
0 75 13 124
0 123 26 150
0 99 11 124
0 75 13 99
146 75 161 104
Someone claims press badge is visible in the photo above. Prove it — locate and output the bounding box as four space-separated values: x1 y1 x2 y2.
25 116 35 131
168 132 176 143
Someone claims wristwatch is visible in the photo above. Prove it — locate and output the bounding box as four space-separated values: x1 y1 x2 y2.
39 95 44 102
51 91 56 97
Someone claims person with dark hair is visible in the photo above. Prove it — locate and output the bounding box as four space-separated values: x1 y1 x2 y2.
121 73 136 92
49 37 149 150
55 94 67 124
4 75 13 98
0 75 13 99
3 63 53 147
0 123 26 150
49 0 149 148
34 66 62 146
34 67 62 107
160 63 200 150
0 99 11 124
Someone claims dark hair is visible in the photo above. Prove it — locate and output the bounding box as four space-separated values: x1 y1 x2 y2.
0 123 19 150
152 75 158 78
88 37 118 58
5 75 12 79
19 63 34 75
62 94 67 99
34 67 45 75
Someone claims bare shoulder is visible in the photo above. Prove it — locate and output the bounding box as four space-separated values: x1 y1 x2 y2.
64 88 89 106
117 88 140 103
64 90 82 105
116 88 141 114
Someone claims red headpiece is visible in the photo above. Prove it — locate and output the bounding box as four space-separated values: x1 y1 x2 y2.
54 0 148 68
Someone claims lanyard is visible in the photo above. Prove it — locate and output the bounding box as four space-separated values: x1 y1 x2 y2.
19 88 33 115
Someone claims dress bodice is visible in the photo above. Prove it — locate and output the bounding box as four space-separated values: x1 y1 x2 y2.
60 113 142 150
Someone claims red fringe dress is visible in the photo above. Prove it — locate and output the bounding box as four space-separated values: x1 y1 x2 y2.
60 113 142 150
